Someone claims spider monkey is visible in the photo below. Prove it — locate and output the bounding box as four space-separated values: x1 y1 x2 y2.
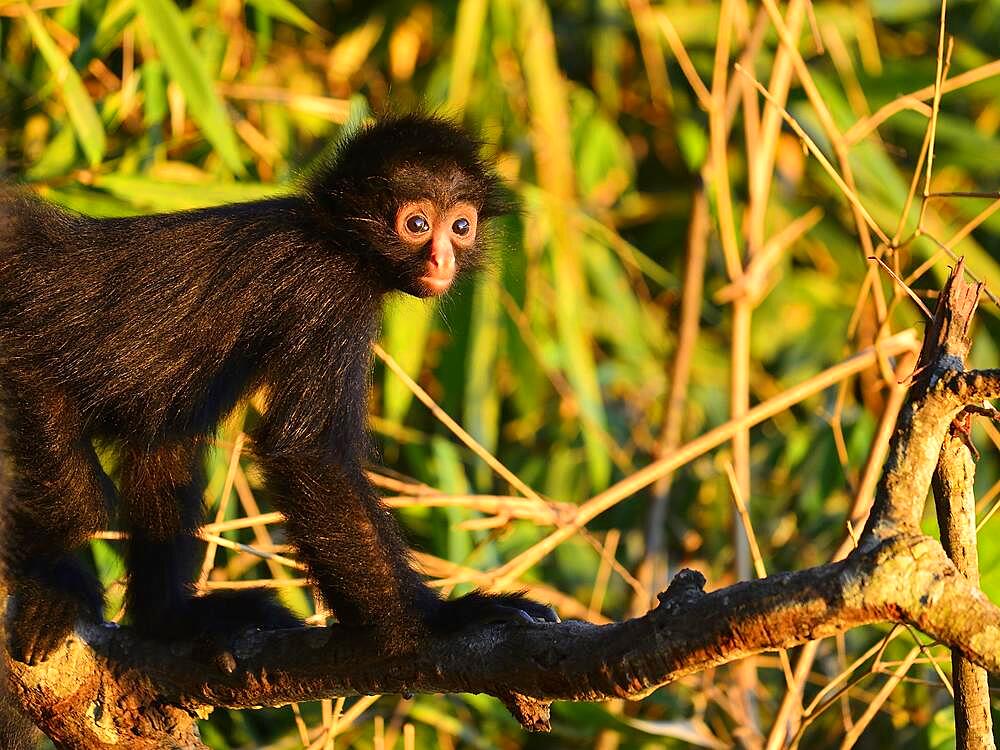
0 114 556 666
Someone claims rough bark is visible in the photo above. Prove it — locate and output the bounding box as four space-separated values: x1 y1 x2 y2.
925 259 995 749
935 435 996 750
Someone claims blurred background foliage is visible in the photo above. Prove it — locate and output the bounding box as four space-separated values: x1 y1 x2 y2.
2 0 1000 747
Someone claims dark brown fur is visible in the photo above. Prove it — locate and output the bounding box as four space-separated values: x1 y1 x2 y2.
0 115 554 665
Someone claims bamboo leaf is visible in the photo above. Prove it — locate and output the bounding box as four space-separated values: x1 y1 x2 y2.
430 438 473 563
446 0 487 111
94 0 136 55
23 6 106 167
245 0 320 34
26 125 78 180
91 175 286 211
519 0 610 490
134 0 245 174
464 274 503 489
381 297 435 424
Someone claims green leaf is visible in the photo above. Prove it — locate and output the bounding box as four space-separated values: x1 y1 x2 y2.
570 89 634 202
342 93 372 137
581 236 661 381
90 175 287 211
928 705 957 750
134 0 245 174
246 0 320 34
381 296 435 423
446 0 487 111
431 438 473 563
677 118 708 171
870 0 938 22
43 186 137 217
90 539 125 619
23 7 106 167
26 125 78 180
91 539 122 587
542 199 611 491
93 0 136 56
464 274 503 489
142 59 167 127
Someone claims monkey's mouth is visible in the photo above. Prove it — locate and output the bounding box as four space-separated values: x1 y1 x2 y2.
419 275 454 295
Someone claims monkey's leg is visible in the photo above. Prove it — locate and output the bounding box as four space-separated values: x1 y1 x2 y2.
118 440 202 633
1 385 110 665
119 440 298 642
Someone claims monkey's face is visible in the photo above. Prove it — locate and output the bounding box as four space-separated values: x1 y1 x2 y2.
312 115 509 296
393 199 479 297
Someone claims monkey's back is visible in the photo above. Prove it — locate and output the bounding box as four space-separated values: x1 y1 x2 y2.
0 192 357 442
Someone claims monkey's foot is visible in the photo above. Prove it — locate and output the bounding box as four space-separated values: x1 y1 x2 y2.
427 590 559 632
133 588 302 642
6 560 103 665
186 589 303 636
130 588 302 673
188 590 303 673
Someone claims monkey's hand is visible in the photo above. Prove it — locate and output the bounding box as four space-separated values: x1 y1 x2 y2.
6 558 104 665
426 591 559 632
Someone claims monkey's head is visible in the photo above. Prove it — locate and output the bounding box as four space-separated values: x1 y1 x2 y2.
310 115 510 298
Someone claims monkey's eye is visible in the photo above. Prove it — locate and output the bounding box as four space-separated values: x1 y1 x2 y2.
405 215 430 234
452 217 471 237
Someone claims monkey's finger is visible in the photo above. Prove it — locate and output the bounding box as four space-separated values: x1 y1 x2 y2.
515 602 560 623
482 604 554 626
18 631 58 666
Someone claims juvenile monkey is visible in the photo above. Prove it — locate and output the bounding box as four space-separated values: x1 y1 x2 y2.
0 115 555 664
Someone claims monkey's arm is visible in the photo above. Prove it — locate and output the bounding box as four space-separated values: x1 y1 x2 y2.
256 443 557 643
257 449 438 630
252 351 556 646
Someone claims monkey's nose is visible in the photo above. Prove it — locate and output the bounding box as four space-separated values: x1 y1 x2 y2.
430 237 456 274
421 237 456 296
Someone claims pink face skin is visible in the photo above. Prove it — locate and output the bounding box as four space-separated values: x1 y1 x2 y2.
394 200 478 296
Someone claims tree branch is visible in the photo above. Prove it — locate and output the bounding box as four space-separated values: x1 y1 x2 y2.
863 257 982 539
934 434 996 748
7 533 999 749
7 260 1000 749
